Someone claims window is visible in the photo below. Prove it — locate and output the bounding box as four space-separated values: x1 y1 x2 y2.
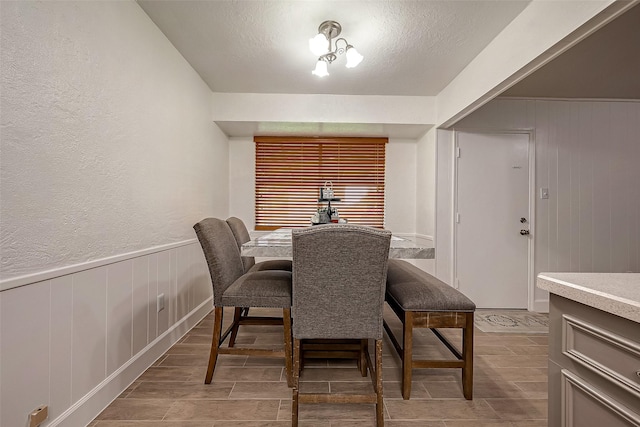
254 136 387 230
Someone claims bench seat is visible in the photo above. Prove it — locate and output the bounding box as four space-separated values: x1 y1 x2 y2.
383 259 476 400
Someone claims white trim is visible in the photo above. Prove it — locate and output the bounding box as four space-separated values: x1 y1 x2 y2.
0 239 198 292
452 131 460 288
497 96 640 103
433 131 440 279
449 131 457 286
534 299 550 313
45 297 212 427
527 131 537 311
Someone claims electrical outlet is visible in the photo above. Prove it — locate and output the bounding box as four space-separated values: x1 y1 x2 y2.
29 405 48 427
157 293 165 312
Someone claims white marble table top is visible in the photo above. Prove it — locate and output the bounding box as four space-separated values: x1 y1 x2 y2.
537 272 640 323
241 228 435 259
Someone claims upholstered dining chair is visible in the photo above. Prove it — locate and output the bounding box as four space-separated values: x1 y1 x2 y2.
225 217 293 347
226 217 292 273
291 224 391 427
193 218 293 386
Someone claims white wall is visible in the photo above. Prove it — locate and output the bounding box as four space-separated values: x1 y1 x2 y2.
1 1 229 281
436 99 640 306
0 2 225 425
213 93 436 125
228 138 419 234
435 129 455 283
385 139 417 234
415 128 436 238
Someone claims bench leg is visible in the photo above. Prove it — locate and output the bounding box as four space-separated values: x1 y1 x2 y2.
462 312 474 400
402 311 413 400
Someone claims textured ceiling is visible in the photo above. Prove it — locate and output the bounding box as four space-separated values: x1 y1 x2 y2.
137 1 639 137
137 0 529 96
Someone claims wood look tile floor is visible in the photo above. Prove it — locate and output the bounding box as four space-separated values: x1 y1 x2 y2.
90 307 548 426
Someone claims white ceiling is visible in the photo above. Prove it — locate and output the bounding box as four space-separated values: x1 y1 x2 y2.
137 1 639 138
137 0 529 96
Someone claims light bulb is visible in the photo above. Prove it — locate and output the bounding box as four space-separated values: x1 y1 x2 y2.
309 33 329 56
312 60 329 77
345 47 363 68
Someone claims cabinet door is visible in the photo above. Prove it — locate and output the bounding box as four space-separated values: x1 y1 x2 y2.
562 370 640 427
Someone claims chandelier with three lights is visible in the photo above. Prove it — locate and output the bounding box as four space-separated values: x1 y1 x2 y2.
309 20 363 77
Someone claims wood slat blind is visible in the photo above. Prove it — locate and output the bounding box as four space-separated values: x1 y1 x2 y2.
254 136 387 230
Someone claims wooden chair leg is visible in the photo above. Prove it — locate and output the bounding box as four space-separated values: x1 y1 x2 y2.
462 312 474 400
292 338 301 427
228 307 243 347
375 339 384 426
402 311 413 400
205 306 223 384
359 339 368 377
283 308 293 387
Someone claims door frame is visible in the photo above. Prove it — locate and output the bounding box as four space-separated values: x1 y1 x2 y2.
452 129 536 310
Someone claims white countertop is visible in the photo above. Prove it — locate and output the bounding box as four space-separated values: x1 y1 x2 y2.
537 272 640 323
242 228 435 259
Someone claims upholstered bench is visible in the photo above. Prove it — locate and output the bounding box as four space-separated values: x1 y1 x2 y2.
383 259 476 400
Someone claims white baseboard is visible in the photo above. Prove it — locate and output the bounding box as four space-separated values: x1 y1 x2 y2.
47 297 213 427
533 299 550 313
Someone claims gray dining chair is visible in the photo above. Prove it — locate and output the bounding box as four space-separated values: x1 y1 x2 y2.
225 217 293 346
194 218 293 386
291 224 391 427
226 217 292 273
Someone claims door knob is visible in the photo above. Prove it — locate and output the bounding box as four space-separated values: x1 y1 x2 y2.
520 229 530 235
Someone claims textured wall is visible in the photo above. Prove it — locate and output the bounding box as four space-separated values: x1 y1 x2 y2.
0 1 228 280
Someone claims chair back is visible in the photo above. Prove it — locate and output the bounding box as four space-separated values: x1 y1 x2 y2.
226 217 256 273
194 218 245 306
292 224 391 340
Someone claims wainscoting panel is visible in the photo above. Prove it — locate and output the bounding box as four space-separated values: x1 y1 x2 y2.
132 256 150 356
72 267 108 402
50 275 74 421
0 241 212 427
0 280 51 427
107 260 134 376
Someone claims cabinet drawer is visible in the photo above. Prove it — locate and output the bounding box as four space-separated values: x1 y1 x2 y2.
563 314 640 397
562 369 640 426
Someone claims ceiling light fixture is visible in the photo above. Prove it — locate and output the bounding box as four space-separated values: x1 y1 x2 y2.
310 20 363 77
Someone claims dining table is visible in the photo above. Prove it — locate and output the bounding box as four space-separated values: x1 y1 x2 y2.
240 227 434 367
241 227 435 259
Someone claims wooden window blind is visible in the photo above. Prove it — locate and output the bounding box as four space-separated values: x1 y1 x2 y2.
254 136 387 230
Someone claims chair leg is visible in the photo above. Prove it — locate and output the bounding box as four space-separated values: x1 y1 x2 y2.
359 339 368 377
375 339 384 426
462 312 474 400
283 308 293 387
402 311 413 400
228 307 243 347
205 306 224 384
292 338 301 427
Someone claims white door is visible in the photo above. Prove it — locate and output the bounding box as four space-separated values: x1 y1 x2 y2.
455 132 531 309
